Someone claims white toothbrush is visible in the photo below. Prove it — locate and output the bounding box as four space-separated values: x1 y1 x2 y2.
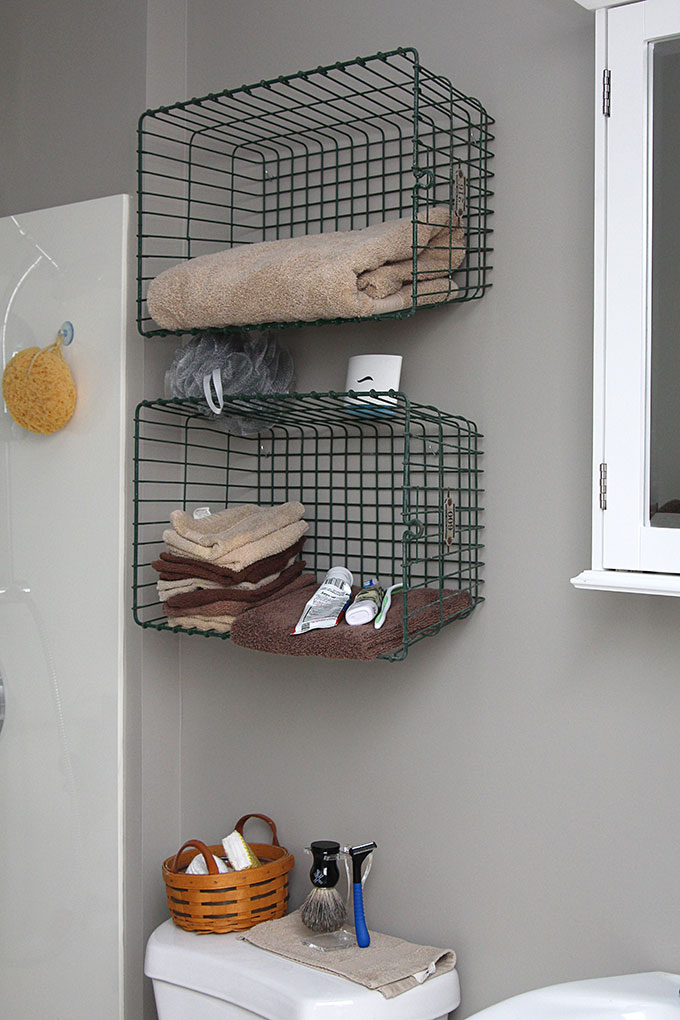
374 583 403 629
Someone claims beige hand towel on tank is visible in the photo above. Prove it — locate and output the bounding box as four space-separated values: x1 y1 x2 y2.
240 910 456 1000
147 207 464 330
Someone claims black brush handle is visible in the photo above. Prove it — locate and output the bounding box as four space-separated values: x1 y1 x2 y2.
309 840 341 888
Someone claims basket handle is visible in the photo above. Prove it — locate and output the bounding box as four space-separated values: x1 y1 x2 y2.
171 839 220 874
235 813 281 847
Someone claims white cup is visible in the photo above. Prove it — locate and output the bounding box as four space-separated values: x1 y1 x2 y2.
345 354 402 408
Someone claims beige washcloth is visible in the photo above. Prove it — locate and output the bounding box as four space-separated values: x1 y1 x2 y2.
240 910 457 1000
157 577 226 600
170 502 304 555
147 207 464 330
166 614 235 634
164 519 308 570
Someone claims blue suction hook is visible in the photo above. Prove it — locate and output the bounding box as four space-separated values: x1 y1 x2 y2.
57 321 74 346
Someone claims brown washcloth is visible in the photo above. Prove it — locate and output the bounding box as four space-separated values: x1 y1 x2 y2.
156 554 300 599
164 560 305 612
166 574 317 635
153 535 307 584
164 519 308 568
147 207 464 330
240 910 457 1000
230 583 471 660
170 502 304 554
166 602 247 620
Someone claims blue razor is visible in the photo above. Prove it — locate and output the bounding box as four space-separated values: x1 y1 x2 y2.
349 842 377 948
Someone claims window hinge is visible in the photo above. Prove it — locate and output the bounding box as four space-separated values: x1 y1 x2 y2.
602 69 611 117
599 462 607 510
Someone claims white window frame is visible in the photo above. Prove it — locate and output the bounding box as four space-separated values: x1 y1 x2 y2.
572 0 680 595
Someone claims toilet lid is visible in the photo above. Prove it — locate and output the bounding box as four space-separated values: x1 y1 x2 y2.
145 920 460 1020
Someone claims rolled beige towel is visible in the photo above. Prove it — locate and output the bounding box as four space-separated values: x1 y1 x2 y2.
147 208 465 330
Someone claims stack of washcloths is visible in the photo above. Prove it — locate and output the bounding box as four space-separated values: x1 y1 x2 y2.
151 501 309 634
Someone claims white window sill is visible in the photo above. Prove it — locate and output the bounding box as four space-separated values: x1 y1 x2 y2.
571 569 680 596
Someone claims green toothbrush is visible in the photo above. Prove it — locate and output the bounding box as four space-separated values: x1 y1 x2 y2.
374 583 403 629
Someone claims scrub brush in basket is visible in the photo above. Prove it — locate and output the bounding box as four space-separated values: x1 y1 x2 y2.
222 830 261 870
300 840 347 933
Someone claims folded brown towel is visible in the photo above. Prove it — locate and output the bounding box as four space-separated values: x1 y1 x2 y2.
164 560 305 612
170 502 304 554
165 601 247 620
154 535 307 584
165 574 316 635
147 207 464 330
230 582 471 660
240 910 457 1000
164 519 308 569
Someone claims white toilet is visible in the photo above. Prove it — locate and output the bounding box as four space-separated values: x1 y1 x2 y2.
465 971 680 1019
145 918 461 1020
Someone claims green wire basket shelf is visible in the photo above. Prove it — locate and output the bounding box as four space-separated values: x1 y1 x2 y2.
137 46 494 337
132 391 484 661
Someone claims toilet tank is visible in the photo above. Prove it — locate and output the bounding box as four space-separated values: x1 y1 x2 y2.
145 919 461 1020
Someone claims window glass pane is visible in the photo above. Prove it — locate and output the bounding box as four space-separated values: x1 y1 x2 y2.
649 38 680 529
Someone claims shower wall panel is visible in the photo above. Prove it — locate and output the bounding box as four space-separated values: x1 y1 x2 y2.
0 195 133 1019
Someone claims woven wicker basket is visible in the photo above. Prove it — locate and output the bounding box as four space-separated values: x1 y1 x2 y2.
162 813 294 934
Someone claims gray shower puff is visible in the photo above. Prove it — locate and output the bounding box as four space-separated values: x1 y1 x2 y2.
165 331 295 435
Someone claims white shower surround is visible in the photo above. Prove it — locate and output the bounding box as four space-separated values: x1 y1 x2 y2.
0 195 138 1020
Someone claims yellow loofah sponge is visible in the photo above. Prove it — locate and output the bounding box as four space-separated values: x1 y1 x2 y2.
2 340 76 435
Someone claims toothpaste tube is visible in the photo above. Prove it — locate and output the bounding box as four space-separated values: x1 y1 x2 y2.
293 566 353 634
345 577 385 626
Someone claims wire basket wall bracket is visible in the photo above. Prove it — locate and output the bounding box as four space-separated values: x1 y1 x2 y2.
132 391 484 661
137 46 494 336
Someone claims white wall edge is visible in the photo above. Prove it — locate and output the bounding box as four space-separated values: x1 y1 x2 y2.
571 568 680 595
574 1 641 11
590 7 608 569
116 193 131 1020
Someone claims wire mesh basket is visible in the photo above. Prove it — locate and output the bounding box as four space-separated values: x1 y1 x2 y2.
137 46 494 337
132 391 484 661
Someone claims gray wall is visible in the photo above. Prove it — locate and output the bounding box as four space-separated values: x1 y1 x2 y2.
0 0 146 216
4 2 680 1019
178 2 680 1017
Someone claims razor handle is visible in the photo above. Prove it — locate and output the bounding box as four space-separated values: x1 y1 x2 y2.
353 882 370 948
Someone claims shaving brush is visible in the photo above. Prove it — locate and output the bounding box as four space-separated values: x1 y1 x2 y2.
300 840 347 933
